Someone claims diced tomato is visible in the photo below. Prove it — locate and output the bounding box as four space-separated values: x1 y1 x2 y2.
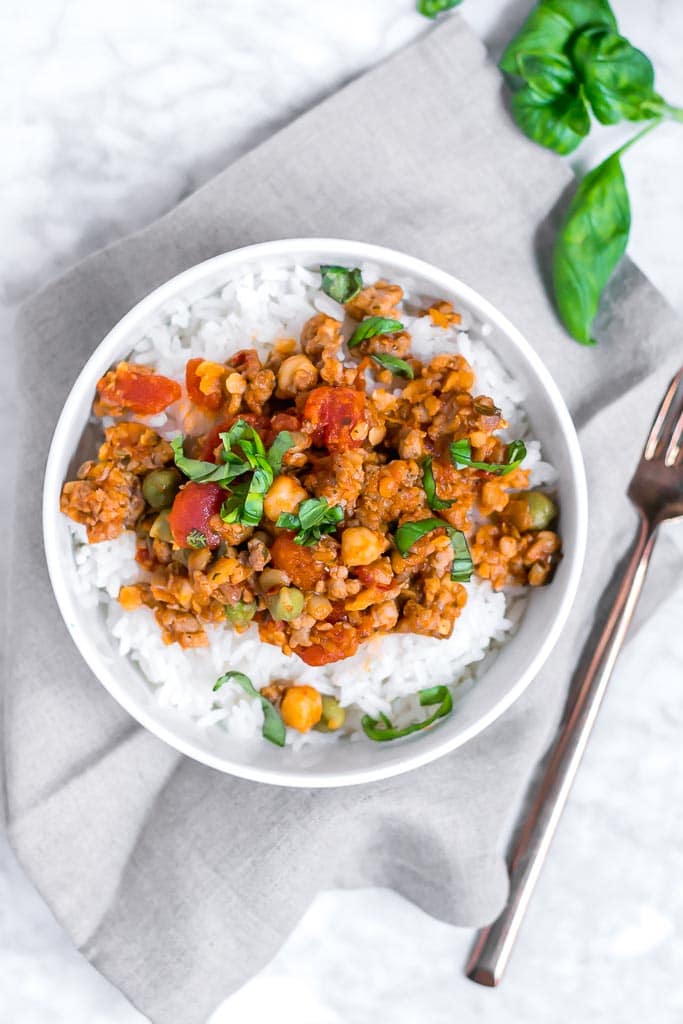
96 362 181 415
294 623 359 666
168 482 224 549
303 386 366 452
185 358 224 412
270 532 327 591
267 411 300 445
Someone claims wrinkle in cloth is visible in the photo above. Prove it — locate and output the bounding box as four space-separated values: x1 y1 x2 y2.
4 15 682 1024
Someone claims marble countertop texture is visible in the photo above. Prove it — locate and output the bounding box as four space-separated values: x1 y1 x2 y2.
2 1 682 1021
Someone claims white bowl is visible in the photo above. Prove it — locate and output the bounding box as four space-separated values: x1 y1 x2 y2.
43 238 587 788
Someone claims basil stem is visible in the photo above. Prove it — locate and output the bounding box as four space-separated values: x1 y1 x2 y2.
213 671 286 747
361 684 453 741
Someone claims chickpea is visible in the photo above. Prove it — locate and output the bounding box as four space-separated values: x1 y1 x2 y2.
263 475 308 522
306 594 333 621
341 526 387 567
281 685 323 732
276 354 318 399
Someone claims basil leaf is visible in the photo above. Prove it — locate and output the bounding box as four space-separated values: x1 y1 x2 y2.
417 0 462 18
171 436 240 484
276 498 344 546
361 684 453 741
370 353 414 379
186 529 207 549
449 529 473 583
320 264 363 303
552 150 630 345
213 671 286 747
267 431 294 473
348 316 404 349
511 80 590 154
450 438 527 475
393 518 472 582
394 517 446 557
516 52 576 101
572 26 661 124
499 0 616 77
422 457 453 511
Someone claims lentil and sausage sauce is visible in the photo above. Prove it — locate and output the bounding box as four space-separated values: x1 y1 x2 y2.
61 273 561 737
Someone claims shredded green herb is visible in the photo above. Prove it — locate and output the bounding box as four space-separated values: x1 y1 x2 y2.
348 316 404 349
320 264 363 304
450 438 527 476
361 685 453 741
186 529 207 549
213 670 286 747
422 457 453 511
277 498 344 546
370 352 414 379
393 518 472 583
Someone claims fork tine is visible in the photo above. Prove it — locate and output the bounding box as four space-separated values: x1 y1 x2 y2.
643 368 683 461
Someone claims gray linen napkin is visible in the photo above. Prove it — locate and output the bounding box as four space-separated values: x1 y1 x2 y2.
5 16 682 1024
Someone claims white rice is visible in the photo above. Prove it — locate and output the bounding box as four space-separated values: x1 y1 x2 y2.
69 262 557 747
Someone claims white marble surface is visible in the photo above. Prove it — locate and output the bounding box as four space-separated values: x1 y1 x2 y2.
3 1 683 1021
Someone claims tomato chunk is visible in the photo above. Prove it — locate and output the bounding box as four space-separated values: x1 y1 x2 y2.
185 358 225 412
295 623 359 666
303 386 366 452
96 362 181 415
270 532 327 591
168 482 224 549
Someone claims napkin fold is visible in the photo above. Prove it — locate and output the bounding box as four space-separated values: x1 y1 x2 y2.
5 15 682 1024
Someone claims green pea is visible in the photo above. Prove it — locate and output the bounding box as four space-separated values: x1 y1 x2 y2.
314 694 347 732
522 491 558 530
225 600 258 628
265 586 304 622
142 468 182 510
149 509 174 543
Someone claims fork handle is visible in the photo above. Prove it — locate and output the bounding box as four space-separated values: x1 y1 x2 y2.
466 514 658 986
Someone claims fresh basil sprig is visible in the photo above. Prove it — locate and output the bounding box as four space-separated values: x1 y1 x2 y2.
171 435 248 485
348 317 404 349
417 0 462 17
394 518 473 583
499 0 683 345
450 438 526 476
213 671 286 747
370 353 414 379
277 498 344 546
266 431 294 473
320 265 363 304
361 685 453 742
422 457 453 511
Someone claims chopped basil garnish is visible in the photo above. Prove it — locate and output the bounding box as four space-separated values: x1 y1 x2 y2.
266 430 294 474
394 518 472 582
277 498 344 546
450 438 527 476
173 420 289 529
361 685 453 741
348 316 404 349
417 0 462 18
213 670 286 747
320 264 363 304
422 457 453 511
370 353 414 379
186 529 207 549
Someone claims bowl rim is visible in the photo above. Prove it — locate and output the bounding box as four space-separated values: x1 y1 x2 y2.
43 237 588 788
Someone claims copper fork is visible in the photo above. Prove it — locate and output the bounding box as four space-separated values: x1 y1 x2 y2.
467 367 683 986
